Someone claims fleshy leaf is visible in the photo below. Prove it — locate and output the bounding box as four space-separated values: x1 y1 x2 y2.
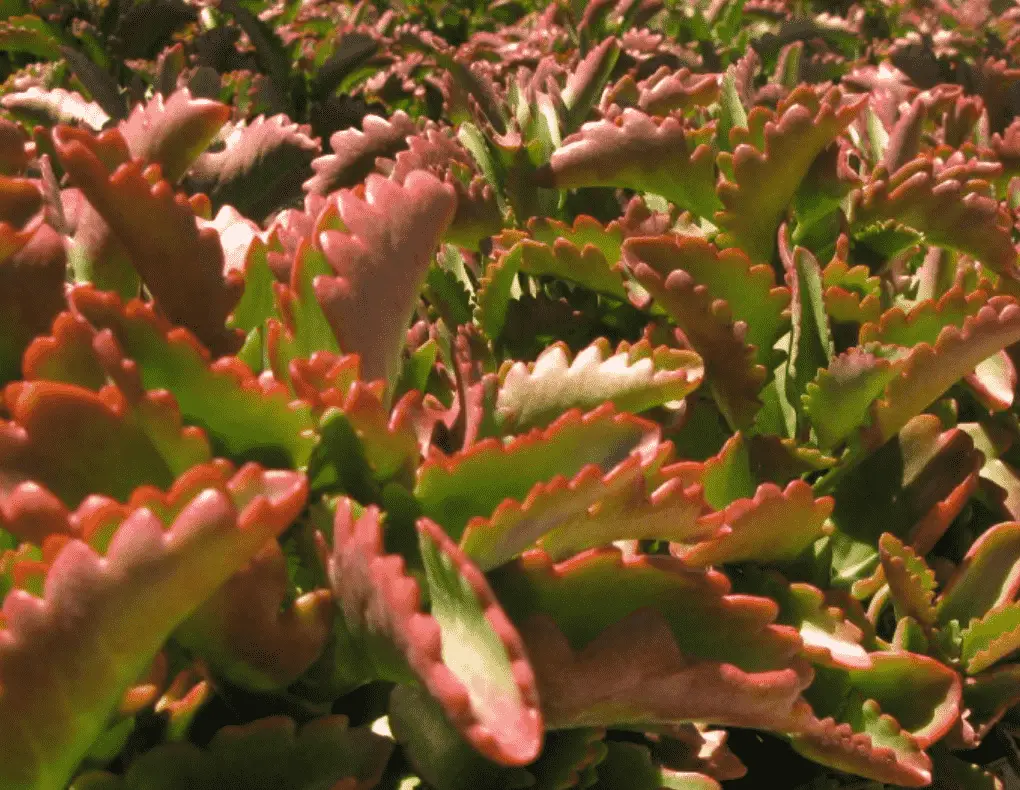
673 481 833 566
855 155 1018 280
539 109 720 219
1 88 109 132
118 88 230 184
789 700 931 787
304 111 416 196
460 450 702 571
826 415 980 589
626 235 790 367
837 651 962 746
185 115 320 220
859 287 988 347
637 68 721 116
961 602 1020 674
562 38 620 133
54 125 243 355
879 533 937 627
70 715 391 790
327 499 542 766
802 347 899 452
730 569 871 670
27 286 317 468
807 298 1020 453
0 380 210 506
781 239 833 414
489 548 814 731
414 404 660 541
315 172 456 385
937 522 1020 628
0 462 307 790
626 244 768 430
715 86 865 263
495 338 703 432
417 517 543 764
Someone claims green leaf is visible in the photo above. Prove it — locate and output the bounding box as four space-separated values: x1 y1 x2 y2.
961 602 1020 674
674 481 833 567
716 67 747 152
878 533 937 627
938 522 1020 628
782 242 833 419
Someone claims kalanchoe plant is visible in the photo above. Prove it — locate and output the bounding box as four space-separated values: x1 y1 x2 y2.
8 0 1020 788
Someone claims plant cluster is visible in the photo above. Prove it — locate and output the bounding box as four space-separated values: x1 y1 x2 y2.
6 0 1020 787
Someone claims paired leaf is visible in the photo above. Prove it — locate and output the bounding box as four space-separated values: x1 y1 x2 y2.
0 380 210 507
27 286 317 468
0 462 307 790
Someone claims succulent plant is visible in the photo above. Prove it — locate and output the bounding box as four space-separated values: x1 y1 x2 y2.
5 0 1020 788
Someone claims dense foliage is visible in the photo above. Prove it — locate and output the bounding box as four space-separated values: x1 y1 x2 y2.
5 0 1020 787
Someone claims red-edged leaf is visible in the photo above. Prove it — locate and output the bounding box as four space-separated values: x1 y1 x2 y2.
0 380 211 507
303 112 416 196
327 499 543 766
315 172 456 385
855 154 1019 282
539 109 720 219
937 521 1020 628
673 481 833 566
489 548 814 731
495 338 703 432
0 462 307 789
715 86 865 263
54 126 243 355
25 286 317 468
118 88 230 184
414 404 661 541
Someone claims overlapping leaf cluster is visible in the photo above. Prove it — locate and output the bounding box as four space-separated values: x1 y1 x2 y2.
5 0 1020 788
